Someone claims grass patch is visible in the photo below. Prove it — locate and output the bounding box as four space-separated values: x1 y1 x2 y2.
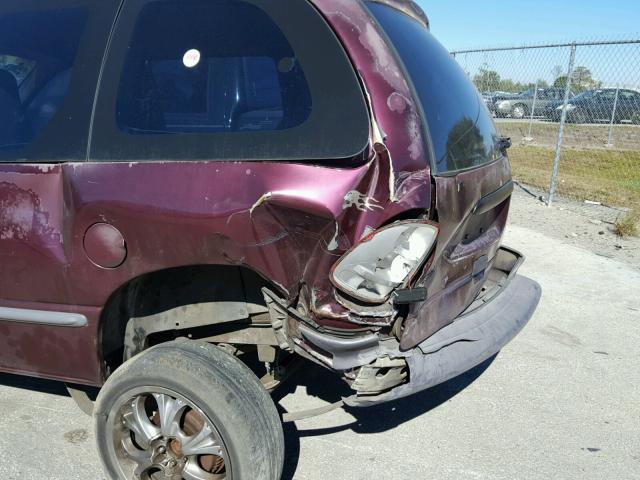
614 210 639 237
508 145 640 209
497 120 640 151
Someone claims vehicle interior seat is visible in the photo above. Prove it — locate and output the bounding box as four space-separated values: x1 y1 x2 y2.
25 69 73 137
236 58 284 132
0 70 24 147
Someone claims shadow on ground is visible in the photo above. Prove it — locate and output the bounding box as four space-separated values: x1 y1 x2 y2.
275 355 497 480
0 373 70 396
0 354 496 480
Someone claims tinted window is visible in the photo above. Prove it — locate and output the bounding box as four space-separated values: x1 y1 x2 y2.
91 0 369 162
368 3 500 173
117 0 312 135
620 90 640 101
0 9 86 154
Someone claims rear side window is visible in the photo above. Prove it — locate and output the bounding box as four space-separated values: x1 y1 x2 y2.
0 8 86 155
367 3 501 174
117 0 312 135
91 0 370 162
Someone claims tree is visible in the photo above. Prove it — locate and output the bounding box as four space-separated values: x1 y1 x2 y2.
473 67 502 92
572 66 602 91
472 67 534 94
553 66 601 93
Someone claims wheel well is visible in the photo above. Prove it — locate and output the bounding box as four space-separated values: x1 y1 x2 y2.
514 103 528 112
99 265 273 377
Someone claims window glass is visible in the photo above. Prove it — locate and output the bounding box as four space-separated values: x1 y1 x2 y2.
620 90 639 101
597 90 616 100
117 0 312 135
367 3 500 173
0 9 87 153
538 89 554 100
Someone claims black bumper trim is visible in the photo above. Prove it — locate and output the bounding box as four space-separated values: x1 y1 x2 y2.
345 274 541 406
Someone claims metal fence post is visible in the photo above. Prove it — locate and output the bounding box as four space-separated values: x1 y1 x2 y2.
526 81 539 141
606 86 620 147
548 44 577 207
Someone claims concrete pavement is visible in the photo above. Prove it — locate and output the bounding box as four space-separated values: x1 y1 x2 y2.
1 223 639 479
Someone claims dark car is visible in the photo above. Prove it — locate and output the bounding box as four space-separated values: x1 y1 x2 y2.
0 1 541 478
495 87 572 119
546 88 640 124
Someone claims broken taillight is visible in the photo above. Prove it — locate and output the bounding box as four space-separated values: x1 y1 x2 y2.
330 222 438 303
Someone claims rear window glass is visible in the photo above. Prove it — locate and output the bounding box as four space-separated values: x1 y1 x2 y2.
117 0 312 135
367 3 501 173
0 8 86 154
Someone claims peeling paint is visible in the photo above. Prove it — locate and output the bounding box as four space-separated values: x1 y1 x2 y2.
0 182 61 244
361 225 376 239
387 150 398 202
249 192 274 215
406 113 423 161
342 191 384 212
327 222 340 251
387 92 410 114
359 22 408 93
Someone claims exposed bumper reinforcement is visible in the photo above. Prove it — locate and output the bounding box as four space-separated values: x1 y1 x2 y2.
345 273 541 406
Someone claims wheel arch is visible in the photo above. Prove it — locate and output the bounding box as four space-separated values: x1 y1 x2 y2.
513 102 529 116
98 264 278 378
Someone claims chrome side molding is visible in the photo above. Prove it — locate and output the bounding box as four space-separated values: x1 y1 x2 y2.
0 307 88 327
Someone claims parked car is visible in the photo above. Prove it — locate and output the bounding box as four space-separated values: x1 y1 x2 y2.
0 0 541 478
495 87 572 119
545 88 640 124
482 90 518 114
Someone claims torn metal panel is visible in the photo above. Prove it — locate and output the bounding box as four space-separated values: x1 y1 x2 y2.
313 0 432 203
400 158 513 350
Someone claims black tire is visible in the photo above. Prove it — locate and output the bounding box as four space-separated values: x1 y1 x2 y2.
511 103 528 119
568 108 588 124
632 111 640 125
94 340 284 480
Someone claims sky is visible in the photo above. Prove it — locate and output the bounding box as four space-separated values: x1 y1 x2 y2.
414 0 640 89
416 0 639 51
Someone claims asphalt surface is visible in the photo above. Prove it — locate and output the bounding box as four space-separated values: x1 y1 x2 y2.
1 223 639 479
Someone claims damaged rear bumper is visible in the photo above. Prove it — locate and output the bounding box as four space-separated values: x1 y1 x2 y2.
346 269 541 406
266 246 541 407
345 246 541 406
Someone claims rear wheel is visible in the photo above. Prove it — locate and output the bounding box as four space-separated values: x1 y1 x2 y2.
568 108 588 124
94 340 284 480
511 104 527 119
632 111 640 125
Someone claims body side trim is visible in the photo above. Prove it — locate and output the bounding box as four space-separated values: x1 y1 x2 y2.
0 307 88 327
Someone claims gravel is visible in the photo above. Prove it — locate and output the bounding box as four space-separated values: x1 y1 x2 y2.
510 183 640 268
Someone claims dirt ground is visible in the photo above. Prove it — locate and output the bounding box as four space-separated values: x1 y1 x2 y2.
509 183 640 268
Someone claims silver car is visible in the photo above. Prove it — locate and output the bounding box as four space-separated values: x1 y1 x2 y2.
495 87 572 119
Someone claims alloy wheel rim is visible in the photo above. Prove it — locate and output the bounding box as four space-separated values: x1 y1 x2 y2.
107 387 231 480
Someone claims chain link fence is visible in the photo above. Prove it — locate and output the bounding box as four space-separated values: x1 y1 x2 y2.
452 40 640 223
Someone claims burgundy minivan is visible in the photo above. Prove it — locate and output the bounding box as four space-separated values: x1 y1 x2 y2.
0 0 540 478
